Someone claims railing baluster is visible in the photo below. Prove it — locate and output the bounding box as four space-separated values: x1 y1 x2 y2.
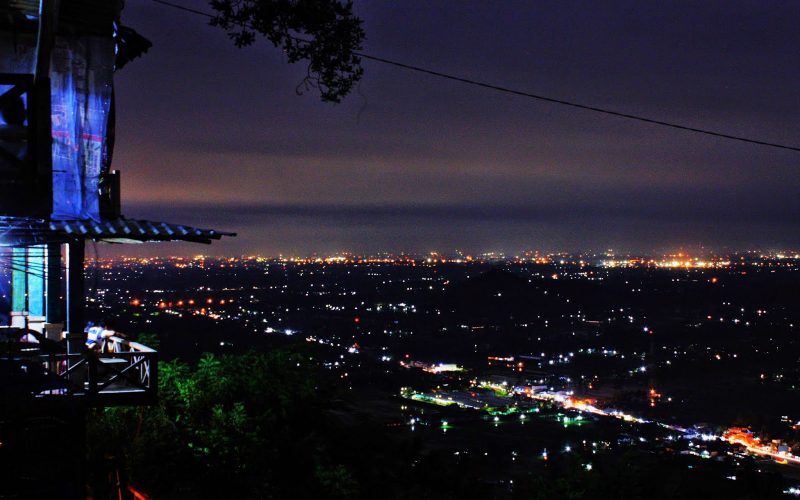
29 333 157 402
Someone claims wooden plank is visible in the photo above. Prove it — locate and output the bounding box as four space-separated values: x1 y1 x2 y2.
97 356 149 392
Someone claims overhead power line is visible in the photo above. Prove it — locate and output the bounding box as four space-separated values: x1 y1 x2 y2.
355 54 800 153
149 0 800 153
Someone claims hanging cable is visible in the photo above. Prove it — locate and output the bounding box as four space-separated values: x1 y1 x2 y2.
148 0 800 153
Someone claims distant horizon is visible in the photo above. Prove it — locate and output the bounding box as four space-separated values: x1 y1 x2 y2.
95 245 800 261
91 197 800 259
84 198 800 256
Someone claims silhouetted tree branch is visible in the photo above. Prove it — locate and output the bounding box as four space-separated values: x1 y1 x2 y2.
208 0 365 103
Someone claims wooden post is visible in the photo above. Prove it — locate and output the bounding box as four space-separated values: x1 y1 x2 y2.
66 239 85 391
66 239 85 344
46 242 64 323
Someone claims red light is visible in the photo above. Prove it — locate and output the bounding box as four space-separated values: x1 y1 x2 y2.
354 317 360 324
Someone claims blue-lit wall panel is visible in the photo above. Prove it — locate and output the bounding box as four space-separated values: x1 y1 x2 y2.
51 37 114 221
26 245 45 317
11 247 26 312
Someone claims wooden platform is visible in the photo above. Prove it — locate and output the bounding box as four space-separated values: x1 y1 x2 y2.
2 335 158 407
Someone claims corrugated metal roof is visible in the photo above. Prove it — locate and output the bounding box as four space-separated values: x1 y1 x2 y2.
0 216 235 246
47 218 236 244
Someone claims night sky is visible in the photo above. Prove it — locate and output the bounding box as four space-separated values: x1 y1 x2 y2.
111 1 799 257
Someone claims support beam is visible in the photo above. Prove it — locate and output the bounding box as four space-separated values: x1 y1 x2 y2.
46 242 64 323
66 239 85 354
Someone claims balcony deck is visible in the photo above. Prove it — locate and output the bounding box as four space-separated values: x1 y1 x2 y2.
1 334 157 407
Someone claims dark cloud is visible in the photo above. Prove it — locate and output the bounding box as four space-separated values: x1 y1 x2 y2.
109 0 800 256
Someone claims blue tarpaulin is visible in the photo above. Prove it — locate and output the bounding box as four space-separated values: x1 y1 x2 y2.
50 37 114 221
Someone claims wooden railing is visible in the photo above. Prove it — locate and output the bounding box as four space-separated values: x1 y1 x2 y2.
38 335 158 405
1 328 158 405
101 335 158 394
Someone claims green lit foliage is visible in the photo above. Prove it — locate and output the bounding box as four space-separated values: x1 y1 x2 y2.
88 350 357 499
134 332 160 349
208 0 365 103
88 350 500 499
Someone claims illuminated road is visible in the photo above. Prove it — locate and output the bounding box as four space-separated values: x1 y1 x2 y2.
483 383 800 466
723 429 800 465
